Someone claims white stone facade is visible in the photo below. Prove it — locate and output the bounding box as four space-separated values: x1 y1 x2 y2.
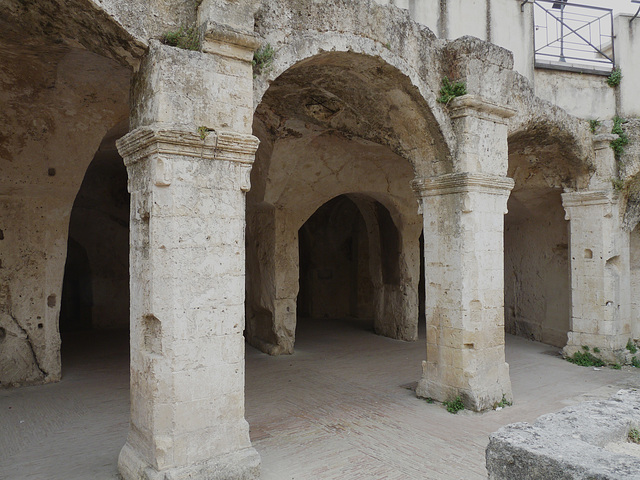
1 0 639 477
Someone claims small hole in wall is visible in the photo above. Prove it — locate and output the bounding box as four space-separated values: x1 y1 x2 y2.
37 323 43 329
47 294 56 307
48 168 56 177
0 229 4 240
584 249 593 259
0 327 5 342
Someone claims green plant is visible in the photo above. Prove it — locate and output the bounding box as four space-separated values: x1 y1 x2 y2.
593 347 601 354
566 350 605 367
612 363 622 370
607 67 622 87
252 44 275 76
384 42 391 50
197 126 211 140
632 356 640 368
612 178 625 192
630 428 640 444
589 119 601 134
443 396 465 414
611 116 629 160
627 339 638 354
494 394 513 410
425 397 434 404
162 25 200 51
437 77 467 105
582 345 590 352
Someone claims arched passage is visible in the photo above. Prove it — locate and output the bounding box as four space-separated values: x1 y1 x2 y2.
58 122 130 375
297 194 403 336
505 126 590 347
60 123 130 336
245 51 440 355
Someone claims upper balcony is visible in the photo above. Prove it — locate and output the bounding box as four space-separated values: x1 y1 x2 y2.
532 0 615 75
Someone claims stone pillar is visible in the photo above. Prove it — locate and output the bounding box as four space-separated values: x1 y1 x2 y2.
116 127 260 479
562 190 631 362
115 10 261 476
246 205 298 356
413 95 514 411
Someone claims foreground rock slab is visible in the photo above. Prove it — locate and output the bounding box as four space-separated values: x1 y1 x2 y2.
486 389 640 480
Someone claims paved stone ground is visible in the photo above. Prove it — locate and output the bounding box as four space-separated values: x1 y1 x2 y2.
1 318 638 479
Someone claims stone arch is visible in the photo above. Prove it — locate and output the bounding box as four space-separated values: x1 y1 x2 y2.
297 194 405 329
0 8 132 385
252 0 456 178
504 79 593 348
246 47 437 354
60 120 130 335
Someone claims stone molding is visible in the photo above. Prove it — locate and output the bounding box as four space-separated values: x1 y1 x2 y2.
412 172 515 198
592 133 618 151
562 190 615 208
117 126 259 168
448 94 517 125
202 21 260 61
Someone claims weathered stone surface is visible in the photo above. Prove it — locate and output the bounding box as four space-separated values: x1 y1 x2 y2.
487 389 640 480
2 0 640 478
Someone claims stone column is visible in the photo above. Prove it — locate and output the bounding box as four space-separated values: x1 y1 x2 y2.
413 95 515 411
115 9 261 476
562 190 631 362
116 127 260 479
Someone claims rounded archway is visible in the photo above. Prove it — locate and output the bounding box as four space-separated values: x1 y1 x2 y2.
59 122 130 370
504 126 591 347
297 194 404 335
245 51 446 355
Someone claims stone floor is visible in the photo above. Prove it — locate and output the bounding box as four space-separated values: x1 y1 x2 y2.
1 317 638 479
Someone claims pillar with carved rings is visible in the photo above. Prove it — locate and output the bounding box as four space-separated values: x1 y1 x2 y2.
114 8 262 477
413 94 515 411
116 126 260 480
562 189 631 363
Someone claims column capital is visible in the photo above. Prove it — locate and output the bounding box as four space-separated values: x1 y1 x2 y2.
202 21 261 61
412 172 514 198
562 190 616 209
117 125 259 168
592 133 618 151
448 94 516 125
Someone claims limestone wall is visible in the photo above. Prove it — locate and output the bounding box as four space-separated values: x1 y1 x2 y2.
504 191 570 347
534 69 616 121
374 0 534 80
0 43 131 386
632 227 640 340
615 15 640 119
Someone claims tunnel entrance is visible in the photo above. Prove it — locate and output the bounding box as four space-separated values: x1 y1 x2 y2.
60 125 130 363
297 195 374 327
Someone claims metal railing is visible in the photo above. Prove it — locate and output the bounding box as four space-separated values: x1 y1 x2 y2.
534 0 614 72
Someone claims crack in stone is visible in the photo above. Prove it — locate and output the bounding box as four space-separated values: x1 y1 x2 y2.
7 310 47 379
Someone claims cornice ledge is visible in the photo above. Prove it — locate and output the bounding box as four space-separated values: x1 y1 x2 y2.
412 172 514 197
562 190 616 208
449 94 516 123
116 125 259 167
202 21 260 61
592 133 618 150
203 21 261 51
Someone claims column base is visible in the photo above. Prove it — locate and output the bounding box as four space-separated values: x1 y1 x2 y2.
563 333 628 364
118 442 261 480
416 362 513 412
